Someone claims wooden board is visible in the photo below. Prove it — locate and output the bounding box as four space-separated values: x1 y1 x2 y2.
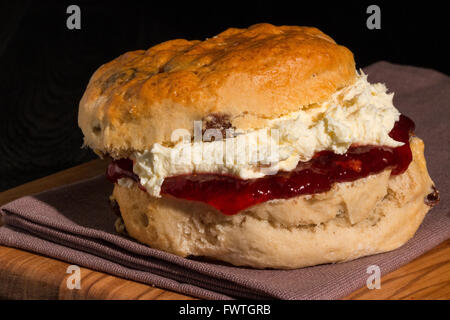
0 159 449 300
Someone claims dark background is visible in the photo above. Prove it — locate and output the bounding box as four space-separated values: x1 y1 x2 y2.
1 0 448 191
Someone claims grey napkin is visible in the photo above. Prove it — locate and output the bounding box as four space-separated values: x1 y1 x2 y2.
1 61 449 299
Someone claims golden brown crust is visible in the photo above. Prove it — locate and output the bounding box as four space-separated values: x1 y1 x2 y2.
112 137 436 269
78 23 356 157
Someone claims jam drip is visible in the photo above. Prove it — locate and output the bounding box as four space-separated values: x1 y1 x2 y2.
107 115 415 215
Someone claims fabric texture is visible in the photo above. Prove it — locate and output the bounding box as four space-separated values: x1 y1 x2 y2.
1 61 449 299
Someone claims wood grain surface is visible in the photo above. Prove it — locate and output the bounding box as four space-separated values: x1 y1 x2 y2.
0 159 449 300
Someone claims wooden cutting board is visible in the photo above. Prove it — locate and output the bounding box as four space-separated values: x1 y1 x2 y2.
0 159 449 300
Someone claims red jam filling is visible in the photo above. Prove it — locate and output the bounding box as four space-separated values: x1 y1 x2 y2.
107 115 415 215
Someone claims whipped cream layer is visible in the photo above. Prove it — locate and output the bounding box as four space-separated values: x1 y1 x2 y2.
128 72 402 197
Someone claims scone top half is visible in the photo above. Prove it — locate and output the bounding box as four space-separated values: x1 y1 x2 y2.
79 23 419 210
79 23 356 158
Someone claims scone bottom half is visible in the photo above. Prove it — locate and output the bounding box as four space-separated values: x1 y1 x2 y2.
107 131 439 269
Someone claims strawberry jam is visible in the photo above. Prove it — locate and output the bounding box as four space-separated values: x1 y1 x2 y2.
107 115 415 215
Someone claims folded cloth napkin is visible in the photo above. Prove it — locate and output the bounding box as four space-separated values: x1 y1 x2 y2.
1 61 449 300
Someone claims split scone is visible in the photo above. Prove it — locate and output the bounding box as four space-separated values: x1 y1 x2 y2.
78 23 439 269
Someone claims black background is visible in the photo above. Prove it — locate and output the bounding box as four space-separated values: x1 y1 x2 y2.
1 0 448 191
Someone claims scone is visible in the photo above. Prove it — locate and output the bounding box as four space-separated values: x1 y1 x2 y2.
78 23 439 269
